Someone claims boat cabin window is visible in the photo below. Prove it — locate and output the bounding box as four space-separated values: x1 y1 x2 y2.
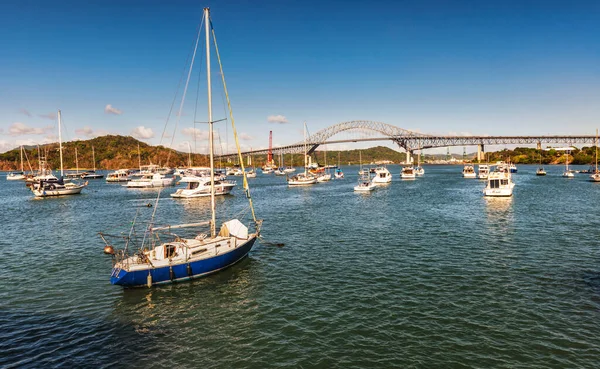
490 179 500 189
165 244 178 258
501 179 508 186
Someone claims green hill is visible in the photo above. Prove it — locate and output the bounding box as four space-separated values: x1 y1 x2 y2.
0 135 209 171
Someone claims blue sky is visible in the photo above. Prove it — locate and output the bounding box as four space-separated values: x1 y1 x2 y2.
1 0 599 154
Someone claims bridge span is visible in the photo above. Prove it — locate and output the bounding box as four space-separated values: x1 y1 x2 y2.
218 120 595 159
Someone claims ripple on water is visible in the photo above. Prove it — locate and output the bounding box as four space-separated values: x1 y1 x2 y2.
1 166 600 368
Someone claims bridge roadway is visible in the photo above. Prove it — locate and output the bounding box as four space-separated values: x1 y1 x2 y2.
216 120 595 159
218 135 596 159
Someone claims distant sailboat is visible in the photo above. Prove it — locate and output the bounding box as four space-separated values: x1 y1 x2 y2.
30 111 87 197
562 150 574 178
536 148 546 176
81 146 104 179
288 123 317 186
6 146 26 180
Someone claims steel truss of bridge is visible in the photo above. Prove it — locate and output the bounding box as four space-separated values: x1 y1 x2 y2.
216 120 595 159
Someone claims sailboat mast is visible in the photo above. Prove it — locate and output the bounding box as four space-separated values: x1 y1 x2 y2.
20 145 24 172
92 145 96 171
596 129 598 173
303 122 307 175
138 143 141 171
205 7 216 238
75 147 79 174
58 110 64 177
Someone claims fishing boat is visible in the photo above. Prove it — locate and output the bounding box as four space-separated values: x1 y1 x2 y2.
354 172 376 192
483 169 515 197
462 165 476 178
30 111 87 197
590 129 600 182
288 123 317 186
103 8 261 287
7 146 26 180
478 164 489 179
401 166 416 180
372 166 392 184
562 150 575 178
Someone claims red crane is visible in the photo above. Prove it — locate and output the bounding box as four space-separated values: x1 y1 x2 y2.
267 130 273 165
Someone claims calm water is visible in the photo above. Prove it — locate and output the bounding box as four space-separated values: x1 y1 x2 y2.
1 165 600 368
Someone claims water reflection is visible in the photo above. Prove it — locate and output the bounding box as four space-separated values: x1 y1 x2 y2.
484 196 514 237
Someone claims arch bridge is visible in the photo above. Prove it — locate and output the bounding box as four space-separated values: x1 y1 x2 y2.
218 120 595 159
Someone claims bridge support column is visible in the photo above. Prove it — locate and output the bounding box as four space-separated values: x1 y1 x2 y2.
537 141 542 150
406 150 413 164
477 144 485 162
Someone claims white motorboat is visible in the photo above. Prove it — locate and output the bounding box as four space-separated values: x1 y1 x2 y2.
354 172 375 192
284 166 296 173
80 146 104 179
483 170 515 197
106 169 131 182
401 166 416 180
462 165 477 178
171 176 235 198
372 166 392 184
125 173 176 188
478 164 489 179
246 169 257 178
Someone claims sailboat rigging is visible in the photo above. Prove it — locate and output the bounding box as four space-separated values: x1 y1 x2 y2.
102 8 261 287
590 129 600 182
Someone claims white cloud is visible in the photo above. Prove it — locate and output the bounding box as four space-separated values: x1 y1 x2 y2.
8 122 52 136
240 133 253 141
19 108 32 117
75 126 95 138
182 127 220 140
130 126 154 139
39 112 56 120
105 104 123 115
267 114 288 124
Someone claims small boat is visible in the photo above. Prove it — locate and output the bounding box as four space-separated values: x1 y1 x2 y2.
372 166 392 184
462 165 477 178
536 167 547 176
354 172 375 192
246 169 257 178
509 163 518 173
262 166 274 174
334 153 344 178
478 164 489 179
590 129 600 182
316 172 332 182
274 167 286 176
483 169 515 197
106 169 131 182
401 166 416 180
7 146 26 180
562 150 575 178
415 148 425 176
